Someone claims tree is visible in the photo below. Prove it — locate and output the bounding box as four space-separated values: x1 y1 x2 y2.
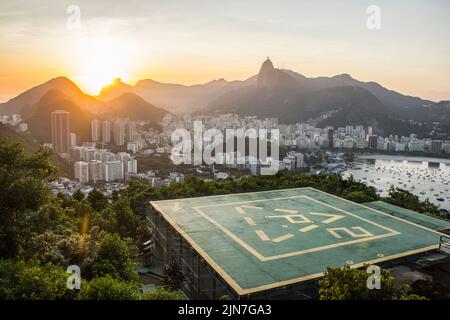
0 259 72 300
92 197 141 239
23 228 96 268
87 188 108 212
72 189 85 202
111 190 119 202
141 287 184 300
77 275 139 300
0 138 56 257
343 190 376 203
112 197 140 239
384 187 445 216
319 265 426 300
89 233 138 282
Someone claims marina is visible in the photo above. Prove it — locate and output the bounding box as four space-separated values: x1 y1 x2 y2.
342 155 450 211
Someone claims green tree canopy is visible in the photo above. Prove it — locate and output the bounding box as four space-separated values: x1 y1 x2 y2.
88 233 138 282
141 287 184 300
72 189 85 202
319 265 426 300
77 275 139 300
0 138 56 257
383 187 444 216
87 188 108 212
0 259 72 300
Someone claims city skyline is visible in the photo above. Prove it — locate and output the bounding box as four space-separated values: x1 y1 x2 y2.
1 0 450 103
2 0 450 305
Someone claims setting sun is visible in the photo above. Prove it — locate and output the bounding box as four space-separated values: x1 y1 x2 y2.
71 36 134 94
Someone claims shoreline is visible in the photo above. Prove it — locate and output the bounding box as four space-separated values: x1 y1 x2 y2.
356 154 450 164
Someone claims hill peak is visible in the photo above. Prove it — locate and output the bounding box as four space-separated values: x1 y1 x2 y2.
257 57 296 88
111 91 146 103
259 57 274 74
45 76 80 89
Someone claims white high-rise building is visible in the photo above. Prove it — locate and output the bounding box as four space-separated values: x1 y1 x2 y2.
92 119 101 142
102 120 111 144
88 160 103 184
127 158 138 174
114 119 125 146
70 132 77 147
103 160 124 181
74 161 89 183
118 152 131 162
127 121 137 142
409 140 425 152
293 152 304 168
51 110 70 154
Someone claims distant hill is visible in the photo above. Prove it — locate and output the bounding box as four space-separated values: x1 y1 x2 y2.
103 92 169 122
282 70 432 113
0 76 103 116
25 90 170 143
97 77 133 101
2 58 449 137
0 78 171 144
94 58 441 123
98 77 252 113
27 89 94 142
201 58 449 135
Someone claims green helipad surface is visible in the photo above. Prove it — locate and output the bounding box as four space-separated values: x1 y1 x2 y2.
364 201 450 232
150 187 445 295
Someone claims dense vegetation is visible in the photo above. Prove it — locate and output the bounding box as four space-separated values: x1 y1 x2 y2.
382 187 448 218
0 138 446 300
320 265 450 300
319 266 426 300
0 138 182 300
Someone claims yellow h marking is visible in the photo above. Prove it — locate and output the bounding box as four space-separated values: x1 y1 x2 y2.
272 234 294 243
327 227 374 239
299 224 319 233
255 230 270 241
244 217 256 226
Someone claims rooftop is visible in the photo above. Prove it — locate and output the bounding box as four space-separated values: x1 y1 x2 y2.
150 187 447 296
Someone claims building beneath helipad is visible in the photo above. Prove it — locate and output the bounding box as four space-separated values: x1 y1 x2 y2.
147 187 450 299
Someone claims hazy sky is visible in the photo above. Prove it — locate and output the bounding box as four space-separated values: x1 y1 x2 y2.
0 0 449 102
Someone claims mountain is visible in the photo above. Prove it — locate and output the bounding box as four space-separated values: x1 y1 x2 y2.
97 78 133 101
94 58 440 124
103 92 169 122
257 57 298 89
282 70 433 121
203 58 438 135
97 77 252 113
0 77 172 143
27 89 94 142
2 58 448 138
0 76 103 116
25 90 170 142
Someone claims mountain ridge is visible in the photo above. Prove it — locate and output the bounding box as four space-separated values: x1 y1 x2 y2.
0 79 171 144
1 58 448 138
93 58 435 117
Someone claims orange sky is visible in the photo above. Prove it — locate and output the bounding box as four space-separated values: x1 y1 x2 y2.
1 1 449 102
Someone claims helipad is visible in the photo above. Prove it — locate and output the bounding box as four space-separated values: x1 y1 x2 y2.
150 187 446 295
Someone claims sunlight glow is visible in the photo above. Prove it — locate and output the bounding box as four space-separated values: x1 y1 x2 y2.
71 36 135 94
